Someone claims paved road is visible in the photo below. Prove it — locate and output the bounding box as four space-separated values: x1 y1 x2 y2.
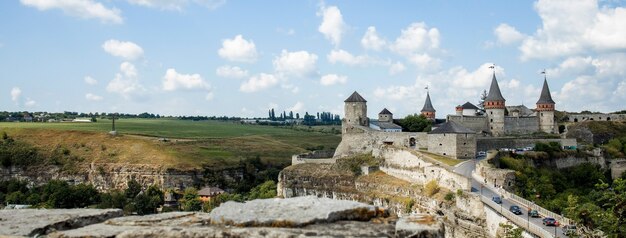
453 159 567 238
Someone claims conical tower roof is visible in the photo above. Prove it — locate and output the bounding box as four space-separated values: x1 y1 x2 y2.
344 91 367 102
379 108 392 115
536 78 555 104
421 92 436 112
485 73 506 102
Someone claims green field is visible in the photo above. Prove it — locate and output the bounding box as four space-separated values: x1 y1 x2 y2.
0 119 342 169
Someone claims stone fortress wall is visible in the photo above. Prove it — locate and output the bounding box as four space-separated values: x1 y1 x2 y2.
503 116 539 134
567 113 626 122
447 115 488 133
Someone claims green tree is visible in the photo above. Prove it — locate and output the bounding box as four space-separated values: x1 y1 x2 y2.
499 223 523 238
125 179 142 199
181 188 202 211
247 180 277 200
398 114 431 132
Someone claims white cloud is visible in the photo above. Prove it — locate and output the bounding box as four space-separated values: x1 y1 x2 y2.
494 23 525 45
162 69 212 96
327 49 380 66
106 62 146 100
407 53 441 69
451 63 504 89
216 65 248 79
10 87 22 102
361 26 386 51
20 0 123 24
520 0 626 60
281 84 300 94
84 76 97 85
317 5 346 47
127 0 225 11
390 22 440 55
320 74 347 86
85 93 103 101
127 0 187 10
102 40 144 60
240 73 279 93
218 35 258 63
273 50 318 77
389 61 406 75
24 98 36 107
287 101 304 112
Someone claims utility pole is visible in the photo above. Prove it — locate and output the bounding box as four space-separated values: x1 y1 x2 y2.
109 113 118 136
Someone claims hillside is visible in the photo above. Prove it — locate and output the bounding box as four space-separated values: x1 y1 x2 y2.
566 121 626 145
0 119 341 170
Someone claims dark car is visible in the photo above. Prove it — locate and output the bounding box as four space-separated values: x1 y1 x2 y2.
543 217 557 226
529 209 540 218
562 225 577 236
509 205 522 215
492 196 502 204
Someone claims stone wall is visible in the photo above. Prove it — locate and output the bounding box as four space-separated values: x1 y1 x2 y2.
427 133 457 158
333 126 424 158
456 133 477 160
609 159 626 179
568 113 626 122
375 147 472 192
474 156 516 190
291 151 336 165
447 115 488 133
504 116 539 135
476 137 577 152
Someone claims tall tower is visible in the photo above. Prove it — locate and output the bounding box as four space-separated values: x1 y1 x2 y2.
536 74 556 134
421 91 436 121
343 91 368 133
485 73 506 136
378 108 393 122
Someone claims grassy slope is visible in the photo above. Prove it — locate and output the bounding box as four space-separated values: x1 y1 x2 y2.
0 119 341 169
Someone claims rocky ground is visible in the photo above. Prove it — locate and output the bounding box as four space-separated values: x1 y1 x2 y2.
0 196 444 238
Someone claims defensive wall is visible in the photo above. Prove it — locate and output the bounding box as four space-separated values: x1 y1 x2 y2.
334 125 427 157
567 113 626 122
374 146 472 192
476 137 577 152
504 116 539 134
291 150 336 165
447 115 488 133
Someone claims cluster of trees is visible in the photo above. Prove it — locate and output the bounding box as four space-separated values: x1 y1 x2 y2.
178 116 242 121
266 108 341 126
499 152 626 236
604 136 626 158
268 108 299 121
397 114 431 132
0 132 42 167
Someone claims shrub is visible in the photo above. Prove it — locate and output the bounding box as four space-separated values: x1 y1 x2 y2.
424 180 440 197
404 199 415 213
334 154 379 175
444 192 455 201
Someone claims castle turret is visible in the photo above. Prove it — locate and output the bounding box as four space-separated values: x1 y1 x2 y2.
343 91 368 133
485 73 506 136
378 108 393 122
536 77 556 134
421 92 436 120
455 105 463 116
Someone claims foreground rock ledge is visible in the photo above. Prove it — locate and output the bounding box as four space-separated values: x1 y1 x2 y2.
0 208 123 237
208 196 384 227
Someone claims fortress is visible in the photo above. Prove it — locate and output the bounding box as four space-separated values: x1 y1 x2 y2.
334 73 572 160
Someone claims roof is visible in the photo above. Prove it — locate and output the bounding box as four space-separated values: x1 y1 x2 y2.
370 120 403 130
198 187 225 196
344 91 367 103
461 102 479 110
428 121 475 134
485 73 506 102
536 78 555 104
421 92 436 112
379 108 392 115
506 105 534 116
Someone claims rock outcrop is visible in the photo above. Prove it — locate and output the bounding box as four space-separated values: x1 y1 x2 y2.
0 208 123 237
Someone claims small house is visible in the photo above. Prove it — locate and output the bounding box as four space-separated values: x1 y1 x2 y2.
197 187 225 202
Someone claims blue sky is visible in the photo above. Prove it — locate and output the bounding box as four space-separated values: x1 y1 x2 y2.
1 0 625 118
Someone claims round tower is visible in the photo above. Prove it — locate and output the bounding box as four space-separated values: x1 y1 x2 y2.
343 91 368 134
536 77 556 134
455 105 463 116
485 73 506 136
421 91 436 121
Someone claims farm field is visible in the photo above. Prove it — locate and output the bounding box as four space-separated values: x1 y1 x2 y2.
0 119 341 169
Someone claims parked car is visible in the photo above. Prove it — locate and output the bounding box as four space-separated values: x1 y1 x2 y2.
562 225 577 236
543 217 557 226
492 196 502 204
509 205 522 215
529 209 540 218
477 151 486 156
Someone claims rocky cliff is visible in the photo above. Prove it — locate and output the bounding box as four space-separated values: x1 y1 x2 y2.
277 163 488 238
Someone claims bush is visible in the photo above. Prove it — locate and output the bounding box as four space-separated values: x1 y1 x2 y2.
424 180 440 197
444 192 455 201
334 154 379 175
247 180 276 200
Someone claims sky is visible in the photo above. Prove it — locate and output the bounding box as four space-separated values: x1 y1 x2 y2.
1 0 625 118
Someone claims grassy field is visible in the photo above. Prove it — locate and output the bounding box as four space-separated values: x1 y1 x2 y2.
0 119 341 169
